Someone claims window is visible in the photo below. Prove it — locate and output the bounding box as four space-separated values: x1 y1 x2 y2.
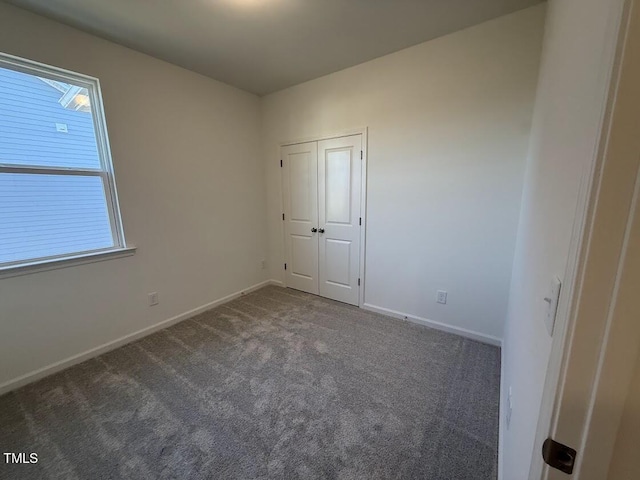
0 53 128 271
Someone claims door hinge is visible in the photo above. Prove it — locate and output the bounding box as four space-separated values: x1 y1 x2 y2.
282 213 285 221
358 278 361 286
542 438 576 475
280 159 283 167
360 150 363 160
359 217 362 226
284 263 287 270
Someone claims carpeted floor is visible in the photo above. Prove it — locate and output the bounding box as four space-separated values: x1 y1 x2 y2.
0 286 500 480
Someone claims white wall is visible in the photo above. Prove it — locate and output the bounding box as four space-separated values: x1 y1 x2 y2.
500 0 626 478
262 5 546 343
0 3 267 390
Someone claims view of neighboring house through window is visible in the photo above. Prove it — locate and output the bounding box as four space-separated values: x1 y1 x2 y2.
0 54 126 269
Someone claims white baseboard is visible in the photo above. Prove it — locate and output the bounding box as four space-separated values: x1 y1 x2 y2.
498 345 506 480
361 302 502 346
0 279 280 396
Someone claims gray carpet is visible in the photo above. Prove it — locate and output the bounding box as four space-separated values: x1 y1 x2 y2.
0 286 500 480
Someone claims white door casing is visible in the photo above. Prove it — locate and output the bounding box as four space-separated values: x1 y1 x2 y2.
281 142 319 295
318 135 362 306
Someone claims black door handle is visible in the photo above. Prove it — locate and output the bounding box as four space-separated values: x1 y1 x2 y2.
311 228 318 233
318 228 325 234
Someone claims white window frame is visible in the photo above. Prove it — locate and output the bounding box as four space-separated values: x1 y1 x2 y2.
0 52 132 275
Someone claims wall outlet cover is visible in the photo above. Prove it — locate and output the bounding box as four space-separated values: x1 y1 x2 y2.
148 292 159 306
437 290 448 304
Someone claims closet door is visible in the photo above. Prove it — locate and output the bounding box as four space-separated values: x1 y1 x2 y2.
281 142 319 294
318 135 362 306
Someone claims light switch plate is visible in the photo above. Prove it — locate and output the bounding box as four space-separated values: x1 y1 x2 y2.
544 276 562 336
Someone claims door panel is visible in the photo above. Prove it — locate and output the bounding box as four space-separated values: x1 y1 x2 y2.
324 239 352 286
325 150 352 224
290 234 315 279
318 135 362 305
282 142 318 294
289 157 312 221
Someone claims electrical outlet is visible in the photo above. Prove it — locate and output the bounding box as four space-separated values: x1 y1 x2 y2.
436 290 448 304
148 292 159 306
261 259 267 270
506 386 513 429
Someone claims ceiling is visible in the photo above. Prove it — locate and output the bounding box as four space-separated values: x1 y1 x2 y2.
5 0 543 96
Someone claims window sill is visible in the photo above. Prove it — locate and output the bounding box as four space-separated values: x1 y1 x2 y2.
0 247 137 279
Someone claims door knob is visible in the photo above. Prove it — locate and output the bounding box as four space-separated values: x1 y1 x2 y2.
311 227 317 233
318 228 325 233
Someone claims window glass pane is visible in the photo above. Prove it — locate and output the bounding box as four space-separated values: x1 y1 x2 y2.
0 66 101 169
0 173 114 264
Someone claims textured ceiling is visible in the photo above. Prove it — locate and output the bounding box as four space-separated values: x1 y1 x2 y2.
5 0 543 95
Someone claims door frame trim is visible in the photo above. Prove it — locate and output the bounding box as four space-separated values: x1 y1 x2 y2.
279 127 368 307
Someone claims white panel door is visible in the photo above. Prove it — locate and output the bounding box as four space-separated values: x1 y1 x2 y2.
318 135 362 305
281 142 319 295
